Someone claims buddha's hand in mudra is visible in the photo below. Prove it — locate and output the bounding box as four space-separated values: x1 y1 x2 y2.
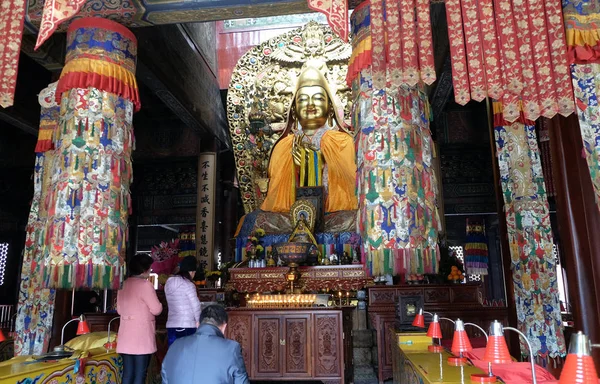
292 134 317 166
292 134 304 166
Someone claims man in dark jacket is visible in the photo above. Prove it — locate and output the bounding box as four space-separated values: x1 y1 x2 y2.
161 304 249 384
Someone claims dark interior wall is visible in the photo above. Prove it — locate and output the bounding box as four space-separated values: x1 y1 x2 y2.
436 100 506 302
0 54 51 304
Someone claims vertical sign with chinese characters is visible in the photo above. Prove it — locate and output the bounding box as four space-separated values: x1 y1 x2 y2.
196 153 217 273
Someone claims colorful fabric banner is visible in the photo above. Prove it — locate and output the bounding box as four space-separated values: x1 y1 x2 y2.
14 83 59 356
464 220 489 275
33 18 139 290
347 0 436 87
307 0 348 42
0 0 27 108
35 81 59 152
570 64 600 211
351 4 441 277
445 0 574 122
493 105 566 360
563 0 600 212
34 0 87 49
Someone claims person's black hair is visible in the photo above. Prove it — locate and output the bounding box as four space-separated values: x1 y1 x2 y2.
129 253 153 276
200 304 228 326
175 270 193 282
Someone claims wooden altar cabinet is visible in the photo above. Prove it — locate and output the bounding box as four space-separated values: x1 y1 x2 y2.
368 284 510 383
226 307 354 384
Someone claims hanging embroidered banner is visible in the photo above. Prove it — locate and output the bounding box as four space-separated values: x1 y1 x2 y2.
570 64 600 211
347 0 436 87
15 154 56 356
464 219 489 275
493 103 566 361
563 0 600 212
307 0 348 42
445 0 575 122
14 84 60 356
34 18 139 290
35 82 59 152
0 0 27 108
197 153 217 273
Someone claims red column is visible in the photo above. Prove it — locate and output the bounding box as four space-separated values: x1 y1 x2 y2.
547 114 600 368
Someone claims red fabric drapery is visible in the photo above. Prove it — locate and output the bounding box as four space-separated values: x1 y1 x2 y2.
445 0 575 122
347 0 436 88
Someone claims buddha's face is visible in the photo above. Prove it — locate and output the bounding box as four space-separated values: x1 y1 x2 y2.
295 85 330 132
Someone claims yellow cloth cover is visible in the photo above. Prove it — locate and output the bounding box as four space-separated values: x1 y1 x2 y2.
261 130 358 213
65 332 117 350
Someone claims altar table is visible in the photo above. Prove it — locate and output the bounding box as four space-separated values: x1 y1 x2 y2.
0 347 122 384
391 330 562 384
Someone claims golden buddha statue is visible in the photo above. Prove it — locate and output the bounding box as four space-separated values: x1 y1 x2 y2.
260 64 358 214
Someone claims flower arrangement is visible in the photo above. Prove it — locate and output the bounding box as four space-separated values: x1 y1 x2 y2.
150 239 180 262
150 239 181 276
245 228 266 260
149 239 181 289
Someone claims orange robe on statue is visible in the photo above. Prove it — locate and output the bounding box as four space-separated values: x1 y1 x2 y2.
261 130 358 213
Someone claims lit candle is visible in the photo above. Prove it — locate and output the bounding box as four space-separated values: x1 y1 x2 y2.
338 291 342 306
346 291 350 305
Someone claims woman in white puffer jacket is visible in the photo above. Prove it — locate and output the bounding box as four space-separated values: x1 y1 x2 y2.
164 256 201 346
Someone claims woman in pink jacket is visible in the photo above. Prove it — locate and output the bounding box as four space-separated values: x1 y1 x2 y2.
164 256 201 346
117 253 163 384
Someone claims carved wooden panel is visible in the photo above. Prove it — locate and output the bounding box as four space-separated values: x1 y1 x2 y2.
374 314 396 382
382 318 395 368
226 314 252 369
255 316 281 377
368 289 397 305
314 313 341 378
397 288 423 296
283 315 311 376
424 287 450 303
451 285 480 304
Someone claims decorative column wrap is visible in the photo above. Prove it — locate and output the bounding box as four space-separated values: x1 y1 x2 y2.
352 0 440 277
493 103 566 361
38 18 140 289
563 0 600 211
14 83 59 356
354 73 440 277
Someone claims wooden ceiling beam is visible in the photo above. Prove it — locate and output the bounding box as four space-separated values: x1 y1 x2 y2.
0 108 38 136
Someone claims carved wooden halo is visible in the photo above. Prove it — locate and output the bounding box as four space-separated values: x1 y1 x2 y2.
291 200 317 232
227 22 352 214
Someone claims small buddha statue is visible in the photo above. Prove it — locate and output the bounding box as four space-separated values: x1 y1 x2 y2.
260 64 358 214
288 213 318 247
